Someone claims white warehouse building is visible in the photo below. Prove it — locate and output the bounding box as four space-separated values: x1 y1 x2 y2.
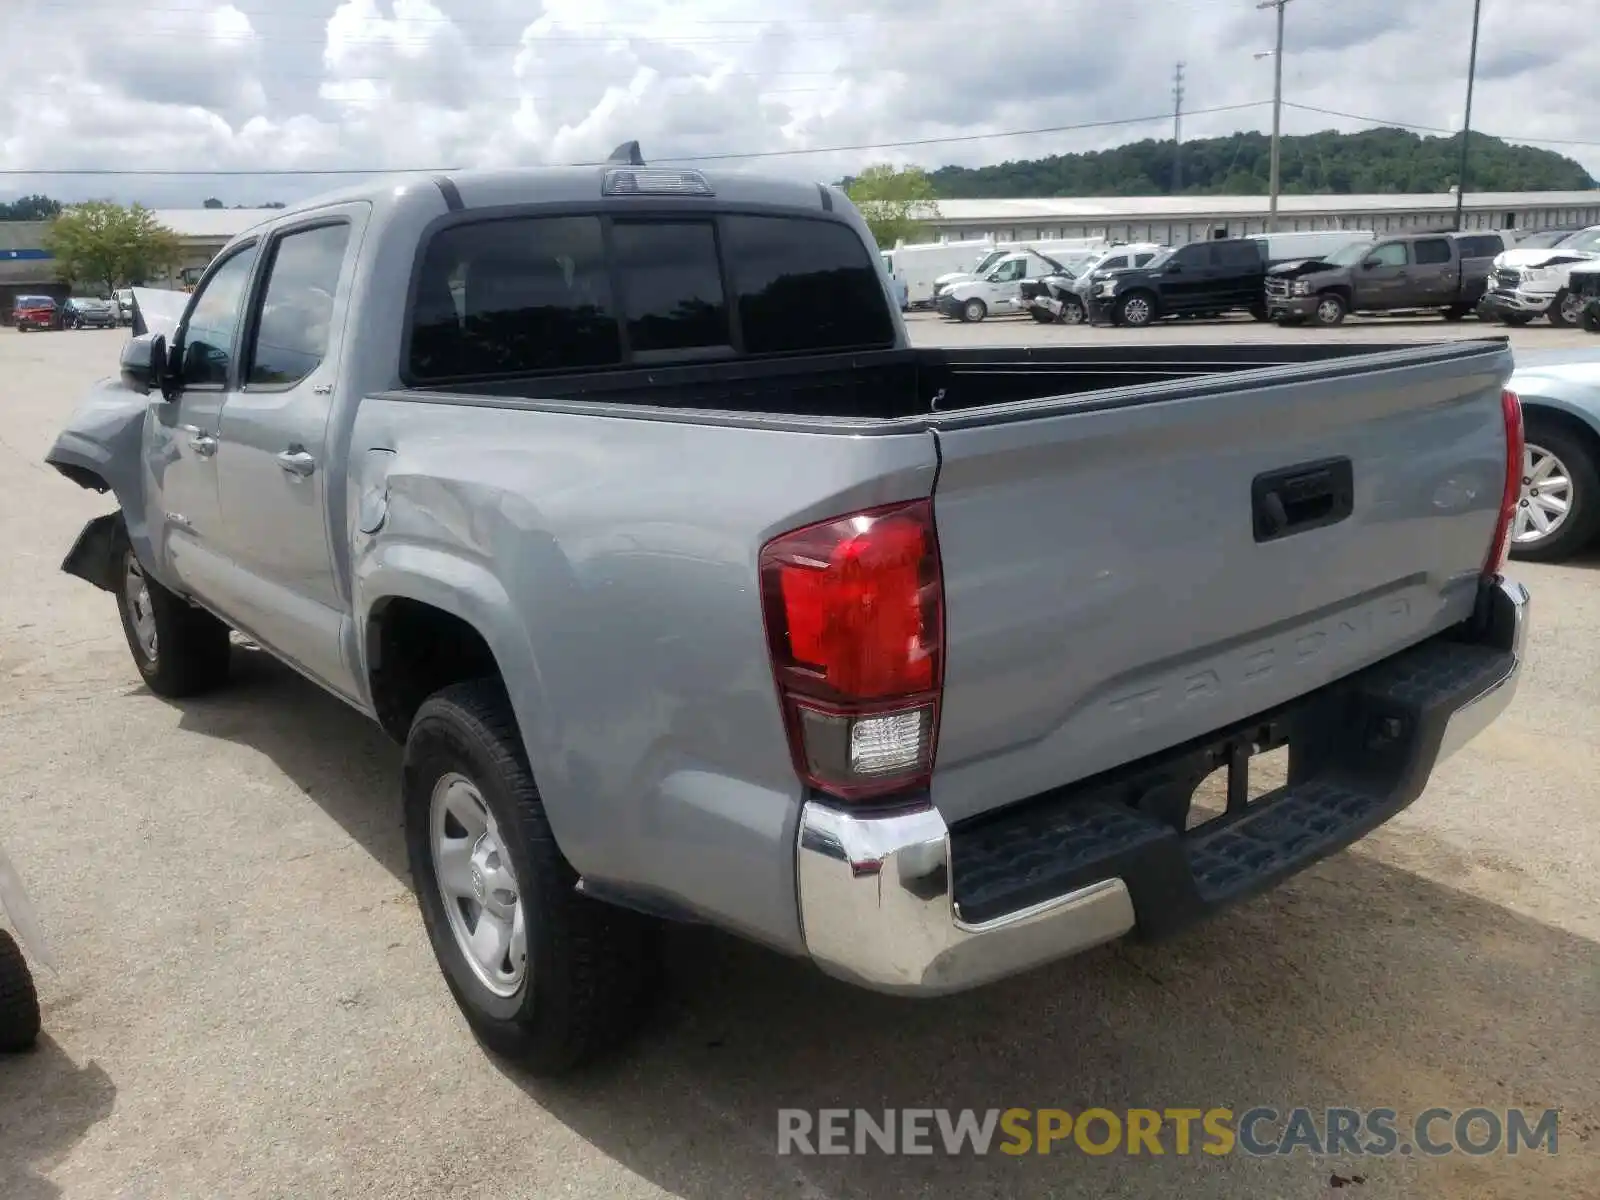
914 190 1600 247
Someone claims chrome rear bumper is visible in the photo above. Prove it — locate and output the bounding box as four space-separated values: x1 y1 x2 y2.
796 577 1528 996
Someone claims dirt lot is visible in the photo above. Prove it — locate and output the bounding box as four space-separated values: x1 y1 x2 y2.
1 324 1596 1199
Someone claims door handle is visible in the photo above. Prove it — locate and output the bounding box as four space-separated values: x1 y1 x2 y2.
277 449 316 477
182 425 218 456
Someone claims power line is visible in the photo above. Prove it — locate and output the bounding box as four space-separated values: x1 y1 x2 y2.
0 101 1275 176
1282 101 1600 148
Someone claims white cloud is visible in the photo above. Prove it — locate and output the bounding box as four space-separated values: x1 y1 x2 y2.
0 0 1595 207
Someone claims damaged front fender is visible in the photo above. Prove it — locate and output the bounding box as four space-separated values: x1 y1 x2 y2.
44 378 170 590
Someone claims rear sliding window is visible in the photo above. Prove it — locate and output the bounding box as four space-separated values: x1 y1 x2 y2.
406 212 893 382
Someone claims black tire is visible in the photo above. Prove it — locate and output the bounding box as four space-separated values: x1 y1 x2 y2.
1116 291 1157 328
403 680 658 1075
111 520 231 698
1312 292 1347 326
1029 309 1056 324
0 929 41 1053
1546 288 1582 329
1059 297 1085 325
1249 302 1269 322
1500 311 1534 328
1509 417 1600 564
1441 304 1471 322
960 297 987 323
1274 314 1306 327
1582 307 1600 334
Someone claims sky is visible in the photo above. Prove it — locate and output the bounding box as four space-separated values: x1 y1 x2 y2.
1 0 1596 209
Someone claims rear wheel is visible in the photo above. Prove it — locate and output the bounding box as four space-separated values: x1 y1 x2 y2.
1500 311 1534 327
1510 418 1600 563
1275 314 1306 327
1582 306 1600 334
1547 288 1583 328
1029 309 1057 324
1312 292 1347 326
1058 296 1085 325
961 298 987 323
1441 304 1471 321
112 520 232 697
404 680 659 1075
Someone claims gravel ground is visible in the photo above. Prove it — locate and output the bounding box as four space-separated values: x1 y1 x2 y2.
1 324 1596 1200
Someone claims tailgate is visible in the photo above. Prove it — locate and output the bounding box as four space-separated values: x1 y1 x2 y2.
928 343 1511 824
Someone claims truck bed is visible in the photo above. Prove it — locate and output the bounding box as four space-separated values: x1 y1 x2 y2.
398 339 1508 424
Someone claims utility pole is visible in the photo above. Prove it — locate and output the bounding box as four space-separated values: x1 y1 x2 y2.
1453 0 1484 231
1172 61 1186 193
1256 0 1292 232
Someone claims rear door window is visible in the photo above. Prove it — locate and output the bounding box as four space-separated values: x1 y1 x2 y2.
408 215 620 381
1414 239 1453 265
610 221 731 357
1215 240 1262 268
721 215 895 355
1457 234 1504 258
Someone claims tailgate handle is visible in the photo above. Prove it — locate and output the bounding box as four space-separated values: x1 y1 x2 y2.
1252 457 1353 543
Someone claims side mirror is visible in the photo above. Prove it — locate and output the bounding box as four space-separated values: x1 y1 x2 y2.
1165 263 1183 275
120 333 168 396
1361 258 1381 270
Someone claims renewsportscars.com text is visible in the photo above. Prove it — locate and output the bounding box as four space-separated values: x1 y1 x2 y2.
776 1107 1560 1158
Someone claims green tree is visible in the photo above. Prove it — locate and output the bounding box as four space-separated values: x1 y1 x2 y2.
42 202 182 294
845 163 941 248
202 197 225 209
0 193 62 220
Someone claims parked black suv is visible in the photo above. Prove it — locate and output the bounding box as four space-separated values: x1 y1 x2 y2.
1084 238 1267 327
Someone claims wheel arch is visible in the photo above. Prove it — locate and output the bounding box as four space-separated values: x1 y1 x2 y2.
1520 399 1600 465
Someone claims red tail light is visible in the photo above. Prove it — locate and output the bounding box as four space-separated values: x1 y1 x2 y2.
759 499 944 801
1484 388 1524 578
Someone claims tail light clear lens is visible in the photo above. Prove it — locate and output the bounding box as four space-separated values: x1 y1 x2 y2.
1484 388 1524 578
759 499 944 801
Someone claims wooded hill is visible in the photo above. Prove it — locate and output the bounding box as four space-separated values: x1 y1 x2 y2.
928 128 1597 198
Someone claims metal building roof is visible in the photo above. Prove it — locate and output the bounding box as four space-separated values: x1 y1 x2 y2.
924 190 1600 222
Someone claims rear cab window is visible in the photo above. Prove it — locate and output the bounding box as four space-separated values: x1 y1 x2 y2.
405 211 894 383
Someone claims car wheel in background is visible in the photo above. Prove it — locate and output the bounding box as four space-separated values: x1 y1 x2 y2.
1441 304 1471 321
961 298 987 323
1312 293 1347 326
1117 292 1156 327
1509 417 1600 563
1249 302 1269 322
1546 289 1583 329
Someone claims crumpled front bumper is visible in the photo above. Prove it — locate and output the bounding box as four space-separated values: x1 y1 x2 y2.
1481 288 1557 316
797 576 1529 995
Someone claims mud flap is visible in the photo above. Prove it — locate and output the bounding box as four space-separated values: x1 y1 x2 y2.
61 513 122 593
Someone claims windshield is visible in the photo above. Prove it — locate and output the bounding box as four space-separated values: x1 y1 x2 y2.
1559 229 1600 254
970 250 1006 274
1516 230 1575 250
16 295 53 308
1323 240 1375 266
1138 248 1174 270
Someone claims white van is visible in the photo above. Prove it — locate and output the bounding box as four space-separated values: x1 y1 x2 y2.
886 239 998 307
932 237 1109 300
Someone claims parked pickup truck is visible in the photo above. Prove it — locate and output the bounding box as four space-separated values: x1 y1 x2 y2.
1266 231 1505 327
47 147 1530 1075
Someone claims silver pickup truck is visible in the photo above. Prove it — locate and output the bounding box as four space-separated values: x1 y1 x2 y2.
47 147 1530 1075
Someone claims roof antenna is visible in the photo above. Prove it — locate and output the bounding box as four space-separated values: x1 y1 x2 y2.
607 140 645 166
